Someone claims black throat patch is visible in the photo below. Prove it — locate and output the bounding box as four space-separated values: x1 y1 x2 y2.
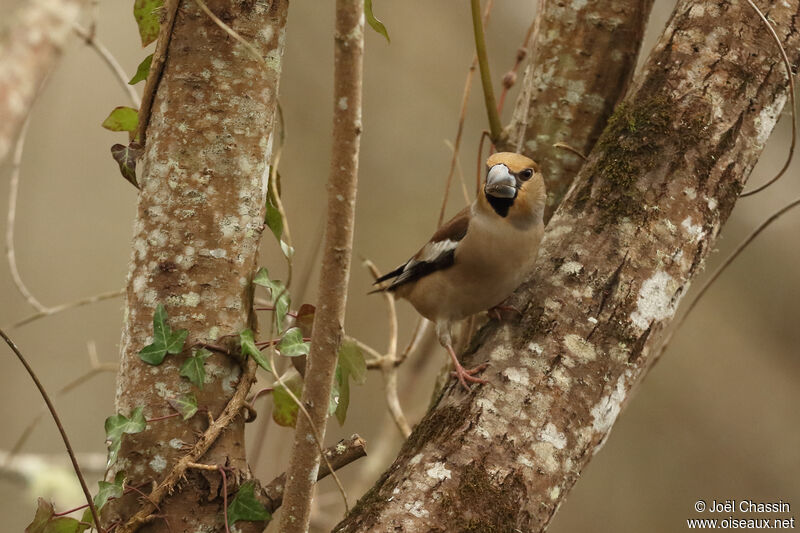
486 193 516 217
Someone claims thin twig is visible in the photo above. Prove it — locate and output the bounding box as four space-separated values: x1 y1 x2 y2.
219 466 231 533
496 9 540 115
9 341 116 459
260 435 367 513
739 0 796 197
135 0 181 146
6 114 46 312
73 24 141 108
444 140 472 206
672 196 800 335
363 260 411 438
470 0 502 144
0 328 102 531
438 0 494 227
553 141 588 161
476 130 491 196
279 1 364 530
6 288 125 329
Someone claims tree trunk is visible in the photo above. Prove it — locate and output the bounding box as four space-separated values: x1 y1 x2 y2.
501 0 654 220
106 1 288 531
335 0 799 531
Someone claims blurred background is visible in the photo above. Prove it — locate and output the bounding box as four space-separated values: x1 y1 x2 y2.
1 1 798 531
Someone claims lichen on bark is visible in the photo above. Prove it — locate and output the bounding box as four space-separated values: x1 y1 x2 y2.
108 1 289 530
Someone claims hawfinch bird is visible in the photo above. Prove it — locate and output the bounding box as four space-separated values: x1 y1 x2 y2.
373 152 546 390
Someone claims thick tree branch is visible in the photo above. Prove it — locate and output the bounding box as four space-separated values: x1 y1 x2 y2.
107 2 289 531
335 1 799 530
501 0 654 220
0 0 86 163
278 1 365 531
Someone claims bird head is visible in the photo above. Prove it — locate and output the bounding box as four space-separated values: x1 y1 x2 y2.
481 152 546 225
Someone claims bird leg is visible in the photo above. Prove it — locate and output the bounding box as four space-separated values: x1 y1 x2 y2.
445 343 488 391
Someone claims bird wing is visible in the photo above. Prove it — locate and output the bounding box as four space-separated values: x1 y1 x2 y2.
373 207 470 292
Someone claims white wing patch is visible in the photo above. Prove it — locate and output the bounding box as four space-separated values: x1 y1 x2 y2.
416 239 459 263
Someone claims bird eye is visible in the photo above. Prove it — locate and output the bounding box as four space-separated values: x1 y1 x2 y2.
519 168 533 181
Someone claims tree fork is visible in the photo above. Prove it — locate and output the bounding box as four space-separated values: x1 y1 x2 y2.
335 0 799 531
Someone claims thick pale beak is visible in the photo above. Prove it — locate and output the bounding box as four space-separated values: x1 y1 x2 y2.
484 164 517 199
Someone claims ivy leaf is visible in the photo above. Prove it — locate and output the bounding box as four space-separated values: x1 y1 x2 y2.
102 106 139 133
338 339 367 385
167 393 198 420
272 373 303 427
138 304 189 365
333 364 350 425
26 499 83 533
295 304 315 338
240 329 273 374
110 142 143 189
128 54 153 85
226 480 271 525
180 348 211 388
93 471 125 510
365 0 390 43
277 327 310 357
104 406 146 466
253 268 290 329
133 0 164 47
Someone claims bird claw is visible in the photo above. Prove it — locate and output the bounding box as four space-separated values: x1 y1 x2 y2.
451 362 489 391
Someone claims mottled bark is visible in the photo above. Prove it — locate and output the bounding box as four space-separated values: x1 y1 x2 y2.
336 1 799 531
501 0 654 220
279 0 364 530
107 1 288 532
0 0 85 163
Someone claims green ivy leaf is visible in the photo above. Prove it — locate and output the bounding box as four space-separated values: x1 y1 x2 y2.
25 499 84 533
180 348 211 388
133 0 164 47
93 471 125 510
338 339 367 385
365 0 390 43
104 406 146 466
167 393 198 420
226 480 271 526
333 364 350 425
128 54 153 85
138 304 189 365
110 142 142 189
253 268 290 329
101 106 139 133
240 329 273 374
277 327 310 357
272 373 303 427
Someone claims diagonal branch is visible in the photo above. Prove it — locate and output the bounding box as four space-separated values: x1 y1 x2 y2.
334 1 800 530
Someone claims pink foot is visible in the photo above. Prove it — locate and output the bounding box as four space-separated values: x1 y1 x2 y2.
451 361 489 391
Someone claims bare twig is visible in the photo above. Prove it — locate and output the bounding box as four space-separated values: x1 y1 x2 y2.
739 0 796 197
362 260 410 437
496 13 539 115
116 358 258 533
9 341 115 459
438 0 493 226
553 141 588 161
470 0 502 144
134 0 180 146
279 1 364 530
6 115 47 312
0 328 102 531
6 288 125 329
443 140 472 206
261 435 367 513
665 197 800 347
72 23 140 108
